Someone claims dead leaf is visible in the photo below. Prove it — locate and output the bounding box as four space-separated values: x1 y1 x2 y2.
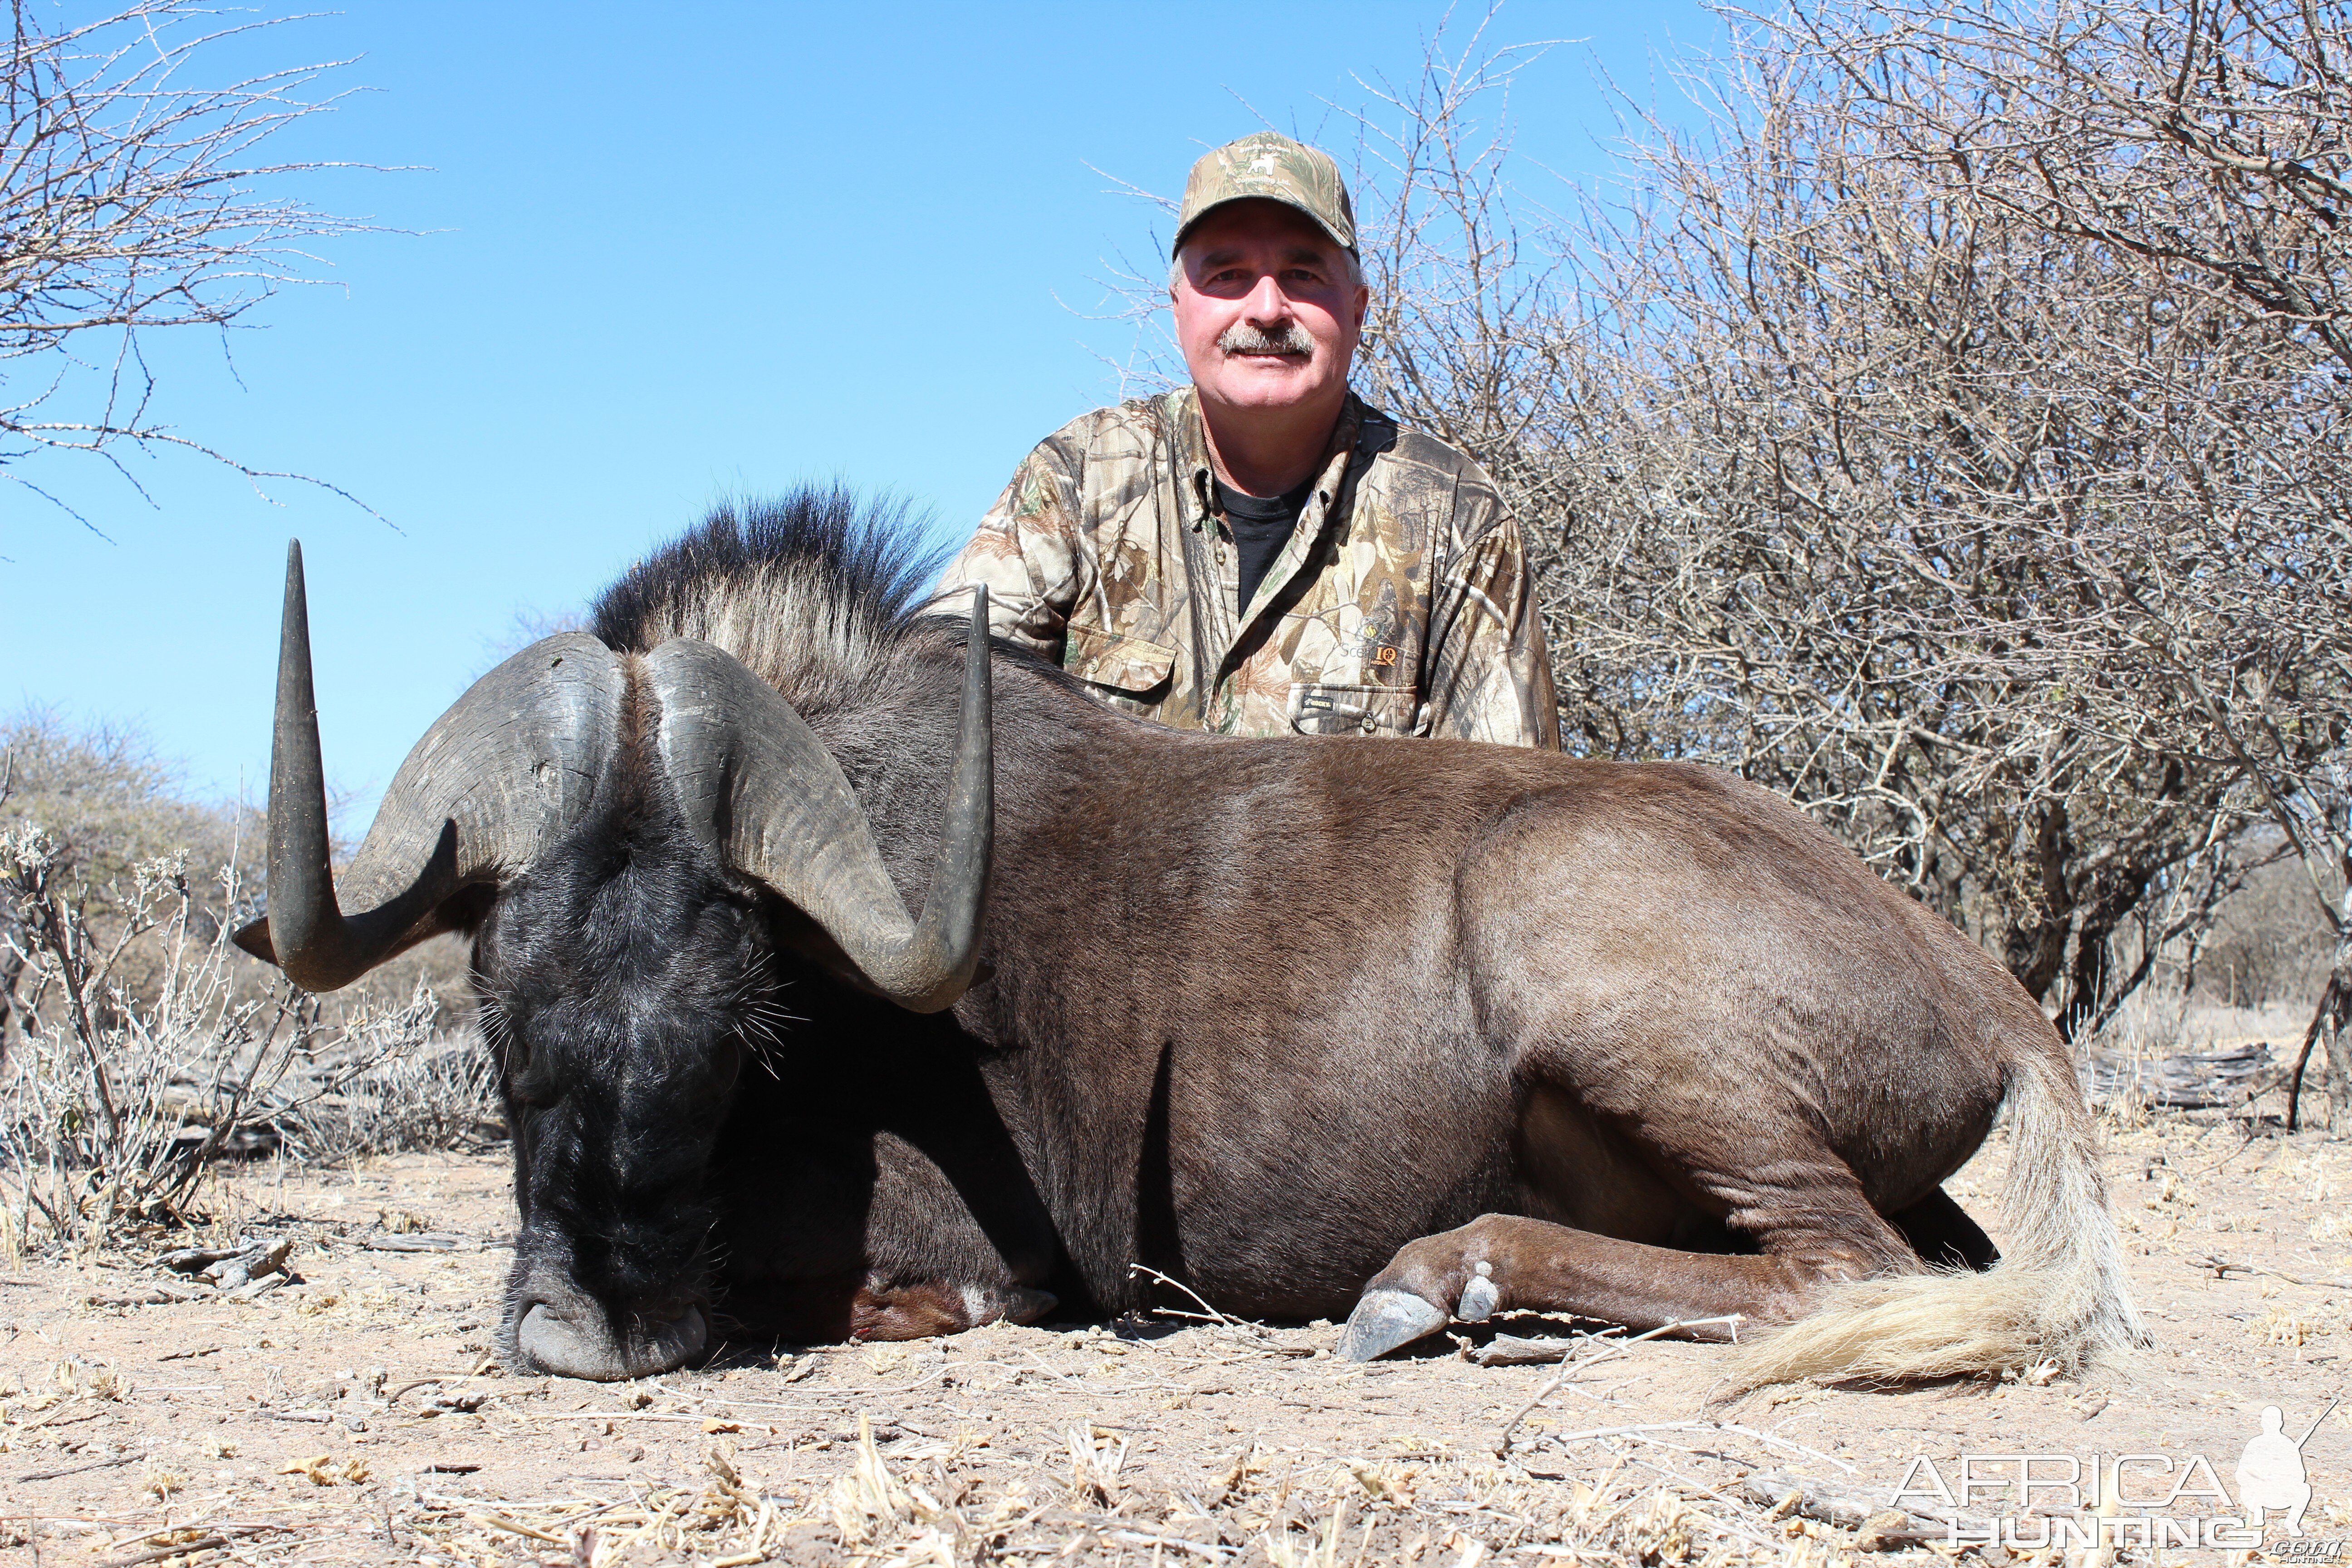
273 1453 368 1486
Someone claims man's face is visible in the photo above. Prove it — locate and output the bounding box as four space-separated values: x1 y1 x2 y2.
1171 200 1369 420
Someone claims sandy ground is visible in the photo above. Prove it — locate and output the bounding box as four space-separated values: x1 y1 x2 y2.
5 1095 2350 1566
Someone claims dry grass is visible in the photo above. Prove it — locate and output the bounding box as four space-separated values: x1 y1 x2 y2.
6 1112 2352 1567
371 1415 1818 1568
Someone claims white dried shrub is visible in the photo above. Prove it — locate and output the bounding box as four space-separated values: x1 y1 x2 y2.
0 822 498 1254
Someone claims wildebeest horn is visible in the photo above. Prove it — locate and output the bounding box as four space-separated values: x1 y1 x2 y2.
233 541 625 991
647 586 992 1014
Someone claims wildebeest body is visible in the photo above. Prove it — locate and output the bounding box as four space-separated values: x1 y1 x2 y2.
703 631 2013 1334
240 491 2141 1382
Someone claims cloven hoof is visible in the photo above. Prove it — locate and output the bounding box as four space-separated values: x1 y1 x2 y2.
1335 1288 1449 1361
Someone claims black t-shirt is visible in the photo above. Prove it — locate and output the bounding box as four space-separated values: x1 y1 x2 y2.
1215 475 1316 613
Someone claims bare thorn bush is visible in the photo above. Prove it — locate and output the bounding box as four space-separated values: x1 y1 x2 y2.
1335 1 2351 1036
0 819 497 1257
1 0 375 520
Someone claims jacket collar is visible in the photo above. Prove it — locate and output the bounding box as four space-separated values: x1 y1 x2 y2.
1169 385 1367 532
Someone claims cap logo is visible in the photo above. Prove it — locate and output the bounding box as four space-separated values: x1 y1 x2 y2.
1176 132 1359 258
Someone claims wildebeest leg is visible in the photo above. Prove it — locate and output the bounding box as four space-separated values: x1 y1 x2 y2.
1338 1174 1918 1360
1887 1186 1998 1272
725 1270 1057 1343
853 1277 1058 1340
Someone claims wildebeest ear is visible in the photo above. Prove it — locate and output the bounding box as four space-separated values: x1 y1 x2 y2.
768 906 865 991
232 917 278 964
773 916 998 1002
231 893 484 982
766 902 997 1000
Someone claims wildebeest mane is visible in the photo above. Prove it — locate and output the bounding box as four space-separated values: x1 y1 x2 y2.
591 488 956 720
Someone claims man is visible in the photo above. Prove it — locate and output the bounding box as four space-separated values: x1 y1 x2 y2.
939 131 1558 747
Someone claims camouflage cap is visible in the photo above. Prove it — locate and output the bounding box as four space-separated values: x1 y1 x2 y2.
1175 132 1357 256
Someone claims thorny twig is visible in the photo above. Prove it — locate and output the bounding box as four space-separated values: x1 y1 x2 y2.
0 2 384 522
1535 1419 1857 1475
1495 1316 1743 1455
1128 1262 1266 1335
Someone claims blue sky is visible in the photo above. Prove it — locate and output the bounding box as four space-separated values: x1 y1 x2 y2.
6 0 1713 824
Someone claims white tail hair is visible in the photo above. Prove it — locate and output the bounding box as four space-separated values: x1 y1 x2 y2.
1729 1052 2146 1387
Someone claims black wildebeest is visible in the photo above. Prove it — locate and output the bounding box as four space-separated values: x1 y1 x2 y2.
235 490 2143 1384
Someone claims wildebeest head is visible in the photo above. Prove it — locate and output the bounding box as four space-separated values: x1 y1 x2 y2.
233 542 991 1379
474 774 766 1380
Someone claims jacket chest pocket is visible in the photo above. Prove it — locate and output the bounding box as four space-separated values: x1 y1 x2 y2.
1065 622 1177 697
1288 682 1416 736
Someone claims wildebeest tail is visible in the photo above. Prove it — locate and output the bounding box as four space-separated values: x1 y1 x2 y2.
1729 1051 2147 1388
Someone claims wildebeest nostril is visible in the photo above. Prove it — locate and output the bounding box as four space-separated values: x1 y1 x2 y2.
624 1294 699 1328
514 1296 706 1381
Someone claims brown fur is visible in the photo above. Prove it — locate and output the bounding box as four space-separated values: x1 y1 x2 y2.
690 631 2146 1382
589 497 2149 1382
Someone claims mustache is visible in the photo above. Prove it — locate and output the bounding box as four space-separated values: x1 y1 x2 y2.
1217 321 1314 357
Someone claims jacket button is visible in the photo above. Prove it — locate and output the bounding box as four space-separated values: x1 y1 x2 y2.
1360 714 1378 734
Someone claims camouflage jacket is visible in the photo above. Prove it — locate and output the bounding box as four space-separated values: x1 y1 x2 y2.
936 387 1560 747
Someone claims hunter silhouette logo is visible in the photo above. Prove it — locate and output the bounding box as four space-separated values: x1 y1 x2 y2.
2240 1398 2334 1540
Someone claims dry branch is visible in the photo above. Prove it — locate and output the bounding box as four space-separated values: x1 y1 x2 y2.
0 1 374 520
1739 1468 1993 1548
